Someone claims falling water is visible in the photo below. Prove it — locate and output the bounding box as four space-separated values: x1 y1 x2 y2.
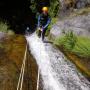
26 33 90 90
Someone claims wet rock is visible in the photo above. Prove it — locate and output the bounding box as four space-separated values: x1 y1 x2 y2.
0 32 6 41
59 0 90 10
0 34 27 90
0 34 38 90
50 12 90 39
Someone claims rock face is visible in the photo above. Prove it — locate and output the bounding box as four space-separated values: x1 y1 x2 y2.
50 12 90 39
59 0 90 9
0 34 38 90
51 0 90 37
75 0 90 8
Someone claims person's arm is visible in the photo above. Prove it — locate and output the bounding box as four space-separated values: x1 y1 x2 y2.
43 17 51 29
37 15 41 27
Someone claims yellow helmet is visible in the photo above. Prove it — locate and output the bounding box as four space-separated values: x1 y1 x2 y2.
42 7 48 12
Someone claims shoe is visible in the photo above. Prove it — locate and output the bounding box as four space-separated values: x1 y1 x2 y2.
42 39 45 43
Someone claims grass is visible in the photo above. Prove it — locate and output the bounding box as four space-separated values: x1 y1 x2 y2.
73 37 90 57
54 31 90 58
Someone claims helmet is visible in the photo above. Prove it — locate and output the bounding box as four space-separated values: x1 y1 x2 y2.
42 7 48 12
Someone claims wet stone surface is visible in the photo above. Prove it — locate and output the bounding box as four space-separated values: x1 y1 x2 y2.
0 34 38 90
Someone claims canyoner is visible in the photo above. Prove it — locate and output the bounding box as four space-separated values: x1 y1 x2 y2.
37 7 51 42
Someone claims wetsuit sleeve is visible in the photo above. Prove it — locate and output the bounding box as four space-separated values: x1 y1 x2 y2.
43 17 51 29
37 15 41 27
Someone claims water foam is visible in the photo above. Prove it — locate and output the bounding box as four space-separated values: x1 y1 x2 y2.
26 33 90 90
26 33 66 90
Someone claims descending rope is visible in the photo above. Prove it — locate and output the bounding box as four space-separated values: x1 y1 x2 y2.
37 69 40 90
36 34 42 90
17 45 27 90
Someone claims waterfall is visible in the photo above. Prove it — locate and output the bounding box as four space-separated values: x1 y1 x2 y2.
26 33 90 90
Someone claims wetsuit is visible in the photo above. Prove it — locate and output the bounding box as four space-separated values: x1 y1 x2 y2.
37 13 51 40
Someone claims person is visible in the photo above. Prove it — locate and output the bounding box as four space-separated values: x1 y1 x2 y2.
37 7 51 41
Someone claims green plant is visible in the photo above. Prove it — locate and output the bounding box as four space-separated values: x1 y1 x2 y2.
54 31 90 58
30 0 37 13
72 37 90 57
30 0 60 17
54 31 77 50
0 21 14 34
0 22 8 32
49 0 60 17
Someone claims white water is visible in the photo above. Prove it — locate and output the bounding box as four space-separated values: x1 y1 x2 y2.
26 33 90 90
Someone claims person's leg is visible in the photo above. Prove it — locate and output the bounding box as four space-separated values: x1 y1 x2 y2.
42 28 46 41
38 29 41 38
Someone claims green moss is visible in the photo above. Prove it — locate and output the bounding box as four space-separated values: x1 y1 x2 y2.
73 37 90 57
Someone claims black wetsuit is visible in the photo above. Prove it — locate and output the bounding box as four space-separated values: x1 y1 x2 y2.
37 13 51 40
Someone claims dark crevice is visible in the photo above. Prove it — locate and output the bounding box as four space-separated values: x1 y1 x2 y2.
0 0 51 34
0 0 36 34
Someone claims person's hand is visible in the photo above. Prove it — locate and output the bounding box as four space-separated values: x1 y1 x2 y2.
38 27 43 31
40 28 43 32
38 27 43 32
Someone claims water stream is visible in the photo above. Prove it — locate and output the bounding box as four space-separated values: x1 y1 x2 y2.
26 33 90 90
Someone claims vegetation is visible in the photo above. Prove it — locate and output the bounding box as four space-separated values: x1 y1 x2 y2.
30 0 59 17
54 31 90 58
49 0 60 17
0 21 14 35
0 22 8 32
73 37 90 57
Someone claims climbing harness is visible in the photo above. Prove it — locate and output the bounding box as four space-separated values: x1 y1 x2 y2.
17 44 27 90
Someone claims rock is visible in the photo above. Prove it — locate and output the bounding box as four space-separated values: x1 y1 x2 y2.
59 0 90 9
0 32 6 40
50 25 64 40
76 0 86 9
0 34 38 90
50 13 90 39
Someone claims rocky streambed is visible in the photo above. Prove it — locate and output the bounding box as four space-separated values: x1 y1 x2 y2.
0 32 38 90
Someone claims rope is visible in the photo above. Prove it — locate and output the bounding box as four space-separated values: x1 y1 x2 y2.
37 69 40 90
17 45 27 90
36 33 42 90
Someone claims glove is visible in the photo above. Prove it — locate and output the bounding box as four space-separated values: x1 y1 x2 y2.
38 27 43 31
